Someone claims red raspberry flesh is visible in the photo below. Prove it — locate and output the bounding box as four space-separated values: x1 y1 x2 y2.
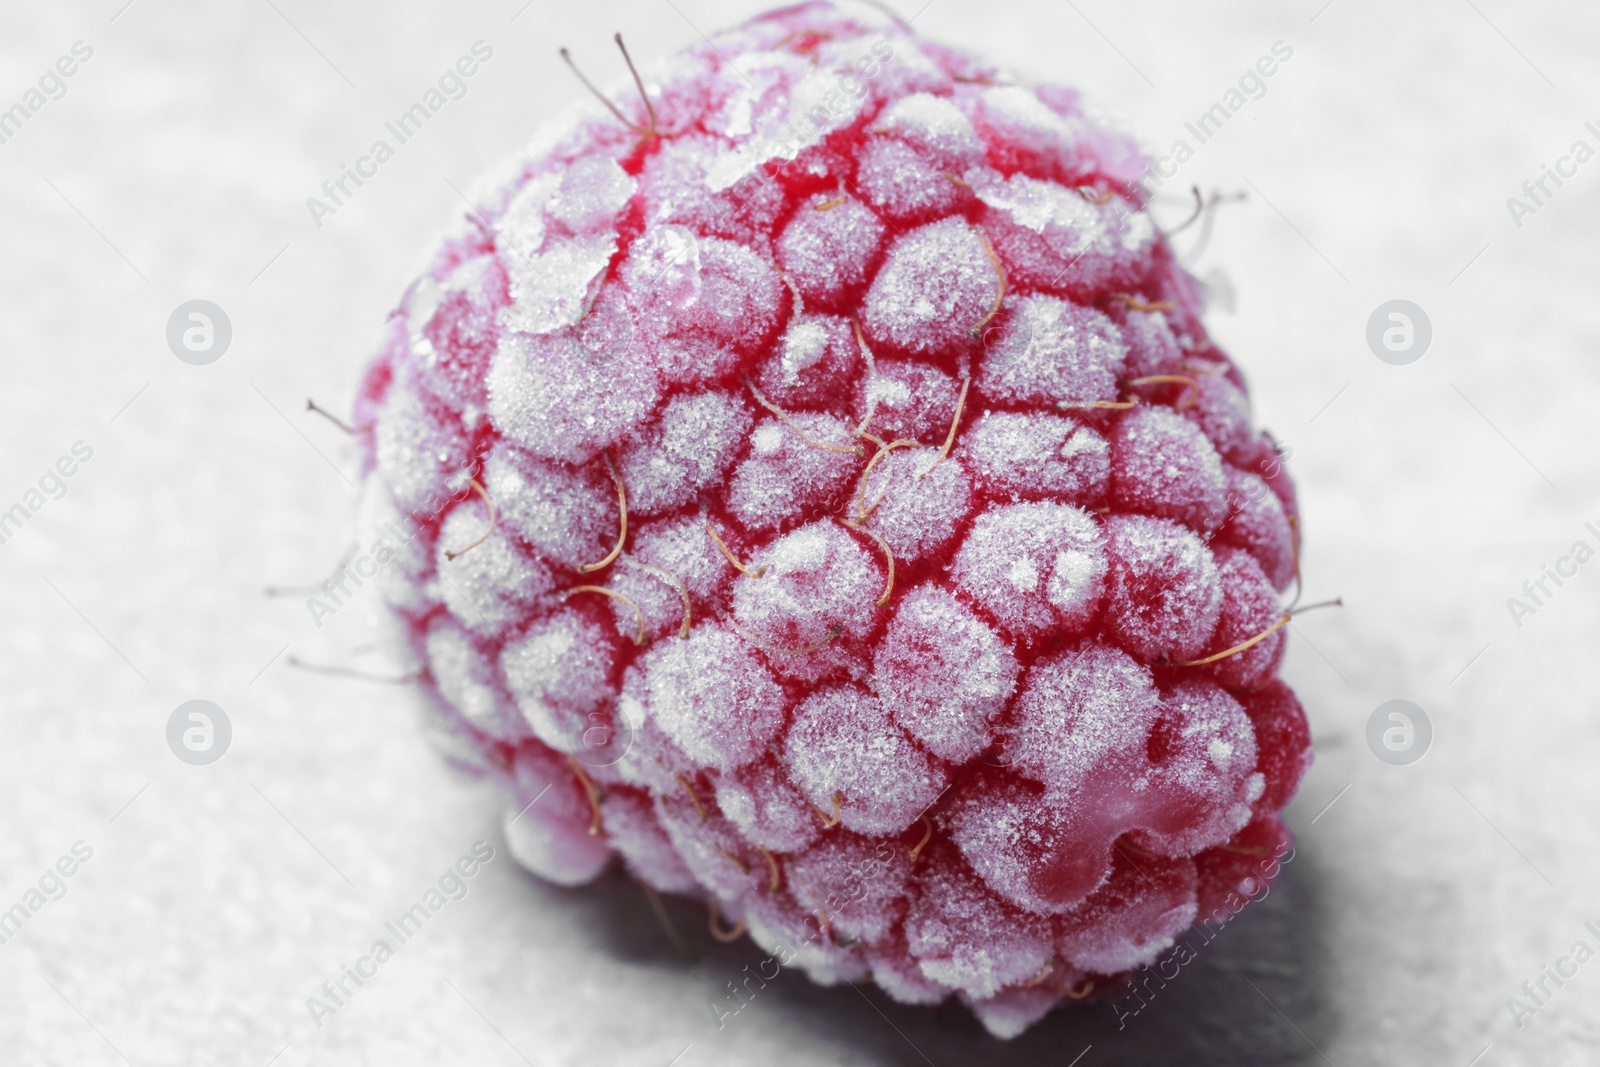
352 1 1311 1039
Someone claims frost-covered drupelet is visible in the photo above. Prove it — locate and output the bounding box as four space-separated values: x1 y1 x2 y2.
352 1 1310 1039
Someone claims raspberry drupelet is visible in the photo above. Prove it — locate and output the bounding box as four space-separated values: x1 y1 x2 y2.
350 1 1311 1038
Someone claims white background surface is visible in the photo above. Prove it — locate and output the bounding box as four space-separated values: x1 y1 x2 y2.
2 1 1598 1064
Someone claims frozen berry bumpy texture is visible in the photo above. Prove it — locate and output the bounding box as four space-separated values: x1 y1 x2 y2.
353 1 1309 1040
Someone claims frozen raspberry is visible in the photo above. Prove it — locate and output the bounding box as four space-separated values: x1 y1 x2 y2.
601 785 699 893
977 294 1126 407
1109 405 1229 536
1103 513 1223 661
1202 548 1288 690
351 1 1311 1039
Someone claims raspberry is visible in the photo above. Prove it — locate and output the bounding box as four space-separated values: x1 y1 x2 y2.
351 1 1311 1039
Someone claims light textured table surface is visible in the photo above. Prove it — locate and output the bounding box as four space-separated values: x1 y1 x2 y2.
3 1 1598 1064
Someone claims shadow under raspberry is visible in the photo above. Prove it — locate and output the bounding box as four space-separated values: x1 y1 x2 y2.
511 836 1333 1066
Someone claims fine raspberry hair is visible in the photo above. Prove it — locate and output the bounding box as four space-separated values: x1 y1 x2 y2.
349 1 1311 1039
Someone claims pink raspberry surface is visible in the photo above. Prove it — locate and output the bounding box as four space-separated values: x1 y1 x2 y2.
351 1 1311 1039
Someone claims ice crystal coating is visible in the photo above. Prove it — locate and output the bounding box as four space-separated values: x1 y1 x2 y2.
858 447 971 560
958 409 1109 505
354 1 1309 1040
501 609 619 752
951 501 1108 639
977 294 1126 406
786 685 948 834
861 218 1000 358
639 623 786 771
872 584 1019 763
